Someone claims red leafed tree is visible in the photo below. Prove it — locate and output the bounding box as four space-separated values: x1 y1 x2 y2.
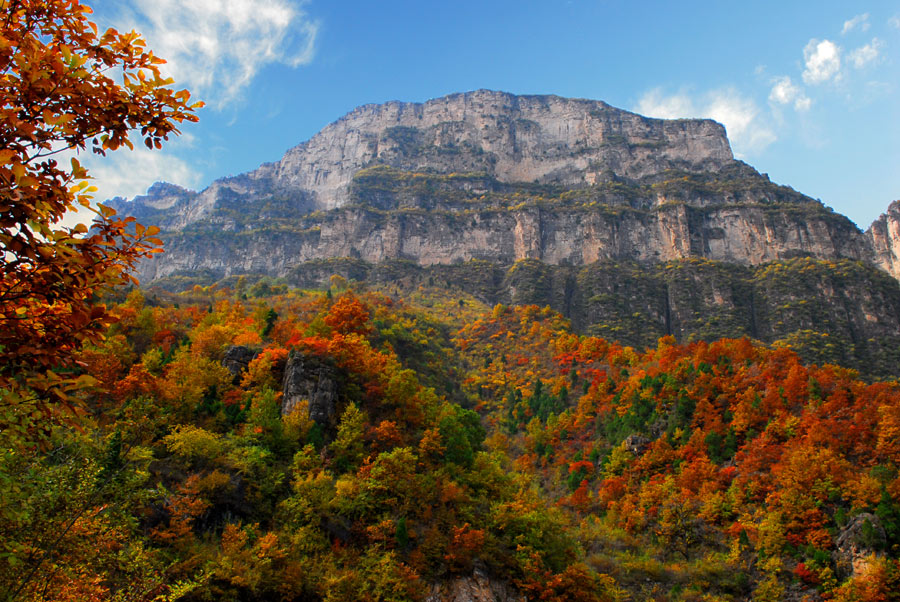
0 0 201 419
324 293 371 335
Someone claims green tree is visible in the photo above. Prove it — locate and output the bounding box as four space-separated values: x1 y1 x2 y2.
438 405 485 468
332 403 367 472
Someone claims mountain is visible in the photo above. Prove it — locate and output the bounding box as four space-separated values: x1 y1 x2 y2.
109 90 900 378
17 91 900 602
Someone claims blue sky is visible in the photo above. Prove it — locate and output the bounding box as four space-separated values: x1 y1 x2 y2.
84 0 900 229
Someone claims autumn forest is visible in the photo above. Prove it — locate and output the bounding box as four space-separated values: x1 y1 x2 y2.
3 1 900 601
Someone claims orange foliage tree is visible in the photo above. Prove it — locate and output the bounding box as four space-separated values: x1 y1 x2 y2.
0 2 200 598
0 0 200 420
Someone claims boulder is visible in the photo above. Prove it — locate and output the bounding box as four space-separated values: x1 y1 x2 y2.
281 350 340 427
221 345 258 384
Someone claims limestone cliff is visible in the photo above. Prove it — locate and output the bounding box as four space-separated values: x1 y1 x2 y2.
107 91 900 377
110 90 897 283
261 90 733 210
114 90 735 225
866 200 900 281
129 164 871 283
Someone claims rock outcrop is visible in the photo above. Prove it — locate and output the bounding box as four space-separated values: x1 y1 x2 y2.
834 513 886 578
281 351 340 426
867 200 900 281
427 566 523 602
623 434 651 456
221 345 258 384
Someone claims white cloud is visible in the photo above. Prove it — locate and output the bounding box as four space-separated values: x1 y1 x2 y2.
634 90 694 119
793 96 812 112
85 148 201 203
803 39 841 84
635 88 776 157
842 13 870 35
60 147 201 228
888 15 900 29
705 91 777 154
768 76 812 111
849 38 883 68
116 0 319 107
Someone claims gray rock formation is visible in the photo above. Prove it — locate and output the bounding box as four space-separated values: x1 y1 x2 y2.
114 90 734 225
867 200 900 281
133 183 871 282
264 90 733 210
281 351 340 426
834 513 886 578
221 345 258 384
427 566 523 602
107 90 900 285
623 434 651 456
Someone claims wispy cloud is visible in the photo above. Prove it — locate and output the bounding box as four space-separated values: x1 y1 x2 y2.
634 90 694 120
59 144 202 227
888 15 900 30
635 88 776 157
768 76 811 111
842 13 870 35
802 39 841 84
115 0 319 107
849 38 883 69
84 148 201 203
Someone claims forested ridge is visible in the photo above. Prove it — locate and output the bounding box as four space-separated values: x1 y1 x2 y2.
3 281 899 601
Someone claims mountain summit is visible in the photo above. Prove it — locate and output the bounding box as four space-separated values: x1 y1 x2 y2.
118 90 735 224
110 91 900 378
259 89 735 209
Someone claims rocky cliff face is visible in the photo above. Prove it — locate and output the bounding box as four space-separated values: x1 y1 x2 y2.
261 90 733 209
110 91 897 284
867 200 900 280
136 189 867 282
111 90 735 230
109 91 900 377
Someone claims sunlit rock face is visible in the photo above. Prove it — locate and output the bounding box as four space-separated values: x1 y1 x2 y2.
112 89 737 230
107 91 900 378
262 89 734 210
109 90 893 282
426 565 523 602
834 513 886 579
866 200 900 281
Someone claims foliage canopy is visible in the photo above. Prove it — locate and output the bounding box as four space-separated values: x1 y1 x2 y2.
0 0 200 418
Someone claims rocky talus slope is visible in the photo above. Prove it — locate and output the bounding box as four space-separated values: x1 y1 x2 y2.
109 90 900 378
